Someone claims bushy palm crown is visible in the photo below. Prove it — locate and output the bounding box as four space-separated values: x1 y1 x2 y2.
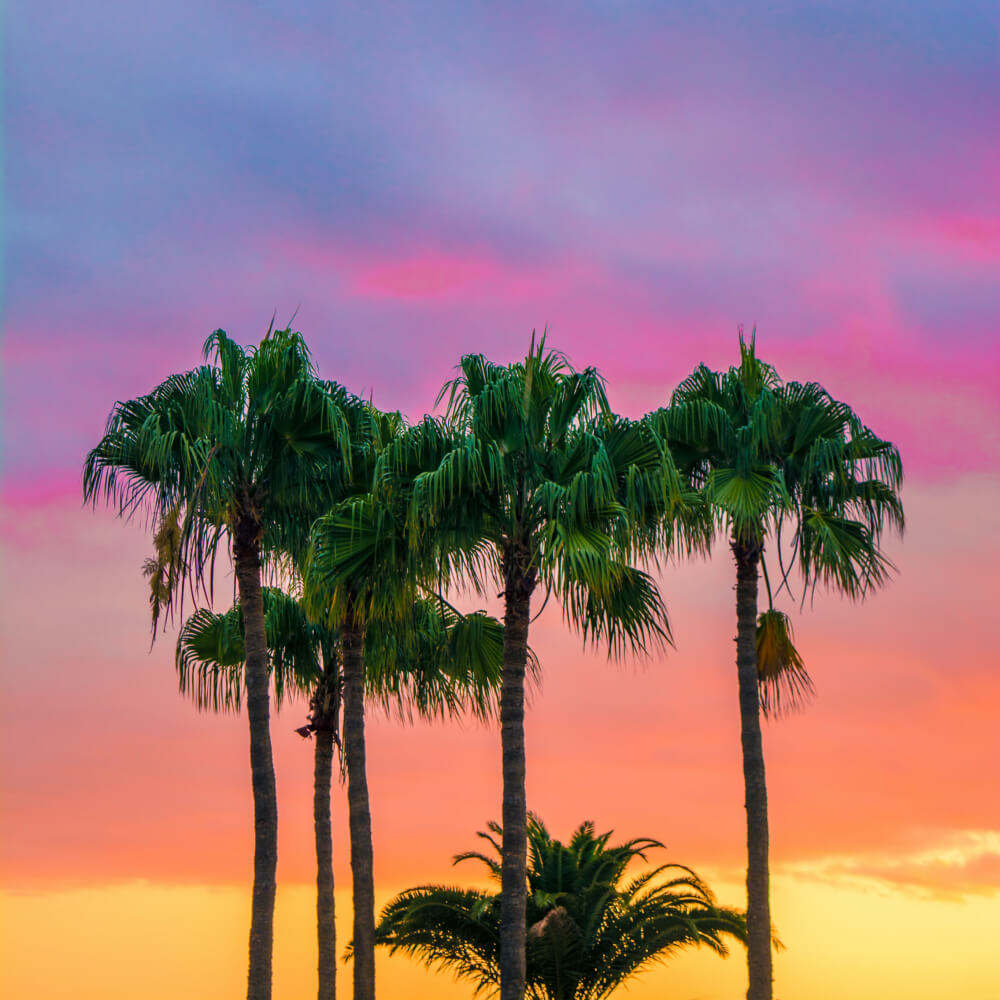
379 336 681 654
647 332 904 710
303 399 525 718
368 817 746 1000
176 589 510 723
83 327 356 622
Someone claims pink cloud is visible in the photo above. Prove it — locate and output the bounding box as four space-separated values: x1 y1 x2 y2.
353 252 496 300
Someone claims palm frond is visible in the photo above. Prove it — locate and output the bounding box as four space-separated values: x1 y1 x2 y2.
755 609 814 718
175 587 321 713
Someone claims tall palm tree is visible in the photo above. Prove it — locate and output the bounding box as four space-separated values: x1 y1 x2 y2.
647 332 904 1000
83 327 353 1000
366 816 746 1000
375 335 685 1000
177 588 507 1000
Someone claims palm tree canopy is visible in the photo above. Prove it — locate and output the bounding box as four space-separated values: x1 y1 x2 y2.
648 331 904 599
375 334 689 657
175 587 324 712
176 590 512 723
367 817 746 1000
646 330 904 711
83 327 359 626
363 596 531 722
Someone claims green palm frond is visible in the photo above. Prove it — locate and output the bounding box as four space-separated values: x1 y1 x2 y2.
562 562 672 660
797 507 897 601
307 493 422 627
706 464 787 536
175 587 321 712
363 599 510 722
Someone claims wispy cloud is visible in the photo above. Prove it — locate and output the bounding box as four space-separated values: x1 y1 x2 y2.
781 830 1000 900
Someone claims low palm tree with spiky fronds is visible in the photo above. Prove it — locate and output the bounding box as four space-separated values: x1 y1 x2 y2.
367 816 746 1000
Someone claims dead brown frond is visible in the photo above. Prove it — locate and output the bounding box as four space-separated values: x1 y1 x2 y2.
143 506 186 639
756 608 814 718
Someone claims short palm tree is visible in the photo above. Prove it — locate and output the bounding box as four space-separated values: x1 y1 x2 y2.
178 586 507 1000
377 335 685 1000
176 588 336 999
83 327 353 1000
647 332 904 1000
307 507 503 997
368 816 746 1000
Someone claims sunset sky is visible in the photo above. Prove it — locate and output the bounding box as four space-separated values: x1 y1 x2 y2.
2 2 999 998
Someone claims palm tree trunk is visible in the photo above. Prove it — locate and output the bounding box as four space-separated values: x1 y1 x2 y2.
314 721 337 1000
500 579 532 1000
733 537 772 1000
234 523 279 1000
342 607 375 1000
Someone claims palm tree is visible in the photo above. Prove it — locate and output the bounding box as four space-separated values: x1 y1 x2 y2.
376 335 684 1000
305 405 419 1000
176 588 336 998
306 485 493 998
647 331 904 1000
83 327 353 1000
307 392 520 1000
177 587 507 1000
366 816 746 1000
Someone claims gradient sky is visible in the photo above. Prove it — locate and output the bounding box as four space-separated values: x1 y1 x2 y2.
2 2 999 998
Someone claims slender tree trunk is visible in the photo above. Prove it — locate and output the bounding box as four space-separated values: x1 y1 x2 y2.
314 718 337 1000
500 573 533 1000
234 521 279 1000
342 607 375 1000
733 536 772 1000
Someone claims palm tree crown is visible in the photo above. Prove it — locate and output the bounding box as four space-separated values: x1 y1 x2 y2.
655 332 903 600
389 335 678 651
84 328 354 614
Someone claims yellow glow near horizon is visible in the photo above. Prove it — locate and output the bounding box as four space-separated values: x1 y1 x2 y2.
3 875 999 999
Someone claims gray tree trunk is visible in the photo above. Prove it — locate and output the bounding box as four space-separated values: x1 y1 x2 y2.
500 580 532 1000
234 522 278 1000
314 722 337 1000
733 537 772 1000
341 609 375 1000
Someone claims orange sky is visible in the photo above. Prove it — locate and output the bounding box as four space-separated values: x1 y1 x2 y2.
2 474 999 997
